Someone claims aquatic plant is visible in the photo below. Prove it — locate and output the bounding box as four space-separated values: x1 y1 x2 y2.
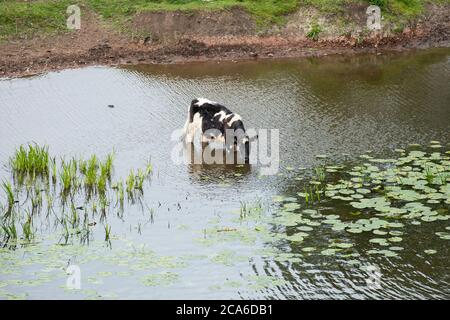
1 180 15 215
99 195 108 216
70 203 79 228
104 224 111 242
113 180 125 208
136 169 145 191
1 143 156 247
79 159 87 175
424 166 435 184
97 170 107 196
145 161 153 177
2 219 17 243
10 144 49 177
103 152 114 178
240 199 263 219
314 166 326 183
21 212 33 242
126 170 135 195
240 201 248 219
51 157 57 184
60 159 75 192
84 155 98 191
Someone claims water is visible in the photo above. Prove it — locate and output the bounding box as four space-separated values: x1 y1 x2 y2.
0 48 449 299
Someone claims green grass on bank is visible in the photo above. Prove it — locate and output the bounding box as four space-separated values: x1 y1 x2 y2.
0 0 448 40
87 0 300 26
0 0 72 40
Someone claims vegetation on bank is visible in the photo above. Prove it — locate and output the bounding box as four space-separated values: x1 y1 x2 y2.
0 0 449 40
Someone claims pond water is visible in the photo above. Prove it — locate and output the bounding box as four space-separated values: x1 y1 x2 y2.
0 48 449 300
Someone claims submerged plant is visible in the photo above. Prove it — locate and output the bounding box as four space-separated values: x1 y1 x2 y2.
145 161 153 177
21 212 33 242
126 170 135 195
136 169 145 191
2 219 18 244
104 224 111 242
99 195 108 216
97 170 107 196
51 157 57 184
70 203 79 228
2 181 15 216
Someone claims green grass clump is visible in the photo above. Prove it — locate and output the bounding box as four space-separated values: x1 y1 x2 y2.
60 159 77 193
0 0 72 40
307 22 322 41
10 144 49 178
87 0 300 26
84 155 98 191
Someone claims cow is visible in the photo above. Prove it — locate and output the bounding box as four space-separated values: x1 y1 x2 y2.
183 98 250 163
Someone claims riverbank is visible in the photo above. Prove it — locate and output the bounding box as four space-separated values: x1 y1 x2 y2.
1 1 449 78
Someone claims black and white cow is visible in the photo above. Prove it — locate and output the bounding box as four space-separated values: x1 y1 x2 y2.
183 98 250 163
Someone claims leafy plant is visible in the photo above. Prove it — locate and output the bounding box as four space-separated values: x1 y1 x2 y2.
307 22 322 41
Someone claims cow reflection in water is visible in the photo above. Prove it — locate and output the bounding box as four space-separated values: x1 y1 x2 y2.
187 145 252 179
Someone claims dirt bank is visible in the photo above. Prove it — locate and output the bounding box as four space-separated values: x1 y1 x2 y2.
1 4 449 78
